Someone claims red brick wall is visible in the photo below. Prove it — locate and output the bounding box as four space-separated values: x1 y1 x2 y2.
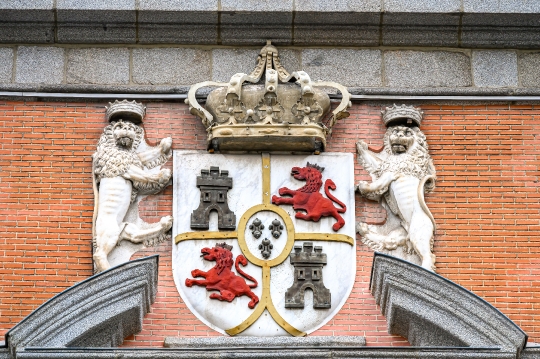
0 101 539 346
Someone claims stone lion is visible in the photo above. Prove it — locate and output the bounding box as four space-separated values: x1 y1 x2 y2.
356 125 437 271
92 119 173 272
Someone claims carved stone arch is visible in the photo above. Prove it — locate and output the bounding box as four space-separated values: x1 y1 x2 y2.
4 256 158 357
370 253 528 357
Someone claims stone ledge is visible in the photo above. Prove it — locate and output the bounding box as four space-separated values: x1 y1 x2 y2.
164 336 366 348
0 7 540 47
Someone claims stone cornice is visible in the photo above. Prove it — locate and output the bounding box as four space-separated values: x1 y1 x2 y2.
1 1 540 47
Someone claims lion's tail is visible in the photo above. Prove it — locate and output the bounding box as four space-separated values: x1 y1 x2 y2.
235 255 258 288
324 179 347 213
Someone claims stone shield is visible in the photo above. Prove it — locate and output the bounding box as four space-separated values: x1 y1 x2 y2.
172 151 356 336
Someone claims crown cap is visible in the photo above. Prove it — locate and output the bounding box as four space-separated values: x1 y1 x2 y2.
381 104 423 127
106 100 146 124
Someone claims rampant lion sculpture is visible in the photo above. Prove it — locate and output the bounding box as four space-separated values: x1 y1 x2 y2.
92 117 173 272
272 163 346 231
185 243 259 309
356 117 437 271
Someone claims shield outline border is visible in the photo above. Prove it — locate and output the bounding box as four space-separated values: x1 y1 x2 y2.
174 153 355 336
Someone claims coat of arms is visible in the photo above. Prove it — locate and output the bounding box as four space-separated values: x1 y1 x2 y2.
173 42 354 336
172 152 356 336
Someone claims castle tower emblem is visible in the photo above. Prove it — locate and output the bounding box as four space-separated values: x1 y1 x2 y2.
285 242 331 309
190 166 236 230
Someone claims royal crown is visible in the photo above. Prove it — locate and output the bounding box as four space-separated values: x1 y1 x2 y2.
105 99 146 124
186 41 351 154
381 104 423 127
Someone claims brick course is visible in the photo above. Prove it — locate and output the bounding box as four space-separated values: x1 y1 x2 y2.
0 101 538 346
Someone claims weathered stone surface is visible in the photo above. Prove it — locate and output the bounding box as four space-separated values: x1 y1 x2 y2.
220 12 292 45
371 253 527 356
522 348 540 359
6 256 158 355
519 53 540 87
15 46 64 84
463 0 540 13
382 13 459 46
0 48 14 83
66 48 129 84
461 14 540 49
139 0 217 10
302 49 382 87
211 48 300 82
295 0 380 12
0 0 53 9
137 11 217 44
384 50 471 88
56 0 135 10
132 48 211 85
56 10 136 43
7 347 518 358
294 13 380 46
164 336 366 348
383 0 460 12
472 50 518 87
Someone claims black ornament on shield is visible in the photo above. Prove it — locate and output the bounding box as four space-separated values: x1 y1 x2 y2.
268 219 283 239
249 218 264 239
259 238 273 259
190 166 236 230
285 242 331 309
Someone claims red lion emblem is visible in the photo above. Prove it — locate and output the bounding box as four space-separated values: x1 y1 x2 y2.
185 243 259 309
272 162 346 231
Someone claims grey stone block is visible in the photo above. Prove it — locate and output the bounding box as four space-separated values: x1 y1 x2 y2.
519 53 540 87
461 14 540 49
0 23 54 43
371 253 527 356
302 49 382 87
472 50 518 87
383 0 460 12
56 10 136 43
0 48 14 83
522 348 540 359
56 0 135 10
464 0 540 13
0 0 53 9
382 13 459 46
132 48 211 85
137 11 217 44
164 336 366 348
293 12 380 46
6 256 158 355
211 48 301 82
15 46 64 84
139 0 217 10
220 12 292 45
66 48 129 85
221 0 292 11
384 50 471 87
295 0 380 12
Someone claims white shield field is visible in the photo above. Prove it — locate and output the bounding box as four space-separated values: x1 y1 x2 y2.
172 151 356 336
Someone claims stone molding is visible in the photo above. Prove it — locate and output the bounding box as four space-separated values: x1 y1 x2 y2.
371 253 528 356
1 2 540 48
4 255 158 357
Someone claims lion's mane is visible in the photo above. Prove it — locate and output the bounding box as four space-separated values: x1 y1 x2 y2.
93 120 144 202
374 126 436 192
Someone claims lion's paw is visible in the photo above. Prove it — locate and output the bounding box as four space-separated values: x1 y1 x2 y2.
356 221 369 235
185 279 193 287
160 215 173 230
